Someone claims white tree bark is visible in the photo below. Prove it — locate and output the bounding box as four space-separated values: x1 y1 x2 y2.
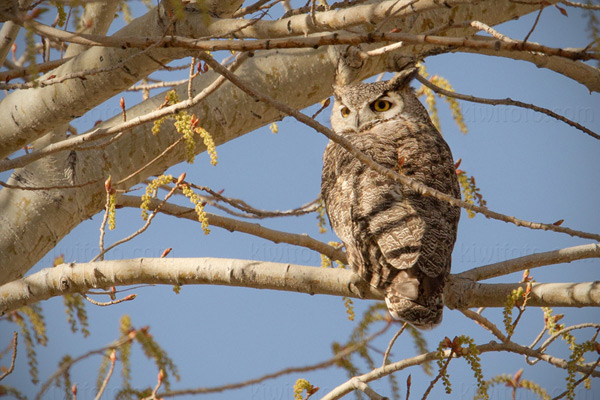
0 258 598 315
0 1 560 285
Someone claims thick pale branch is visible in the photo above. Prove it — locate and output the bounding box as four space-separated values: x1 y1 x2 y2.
458 36 600 93
457 243 600 281
446 278 600 309
20 25 595 63
0 259 597 315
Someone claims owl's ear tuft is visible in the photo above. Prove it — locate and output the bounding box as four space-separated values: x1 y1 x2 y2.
332 85 343 101
388 66 417 90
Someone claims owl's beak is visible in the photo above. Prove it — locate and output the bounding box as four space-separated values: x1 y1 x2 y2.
354 114 361 130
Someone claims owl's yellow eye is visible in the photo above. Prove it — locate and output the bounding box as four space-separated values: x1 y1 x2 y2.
371 99 392 112
341 107 351 118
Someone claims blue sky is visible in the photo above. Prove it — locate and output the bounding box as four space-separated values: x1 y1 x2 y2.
1 2 599 399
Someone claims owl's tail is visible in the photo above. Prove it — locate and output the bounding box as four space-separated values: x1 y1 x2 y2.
384 279 444 330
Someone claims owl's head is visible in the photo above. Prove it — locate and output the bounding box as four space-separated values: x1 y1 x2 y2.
330 68 419 134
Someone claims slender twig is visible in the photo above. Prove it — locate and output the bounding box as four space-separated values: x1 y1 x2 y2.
166 186 318 219
460 309 507 342
551 357 600 400
91 184 180 262
507 283 532 341
470 20 517 42
187 56 197 99
414 74 600 140
0 332 18 382
522 5 544 46
127 79 188 91
117 195 347 263
0 177 103 190
36 335 134 400
0 26 172 90
382 323 407 366
159 322 391 397
98 189 111 260
421 352 452 400
115 137 184 186
187 183 319 218
538 323 600 353
144 369 164 400
94 350 116 400
83 293 136 306
321 340 600 400
198 51 600 242
232 0 274 17
561 0 600 10
0 56 73 81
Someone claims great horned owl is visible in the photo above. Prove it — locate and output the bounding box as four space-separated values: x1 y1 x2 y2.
321 68 461 329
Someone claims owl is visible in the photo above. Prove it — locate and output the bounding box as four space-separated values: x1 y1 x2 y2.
321 68 461 329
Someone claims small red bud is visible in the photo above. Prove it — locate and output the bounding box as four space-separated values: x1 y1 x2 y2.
110 349 117 363
104 176 112 193
513 368 523 382
177 172 186 184
120 97 125 110
71 384 77 395
25 8 43 20
554 314 564 322
161 248 172 258
552 219 564 226
158 369 164 383
455 158 462 168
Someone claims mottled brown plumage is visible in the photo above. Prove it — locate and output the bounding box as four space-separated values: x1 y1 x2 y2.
321 69 461 328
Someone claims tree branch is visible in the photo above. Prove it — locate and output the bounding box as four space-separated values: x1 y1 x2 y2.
117 195 347 263
456 243 600 281
414 74 600 140
320 339 600 400
445 278 600 309
0 258 597 315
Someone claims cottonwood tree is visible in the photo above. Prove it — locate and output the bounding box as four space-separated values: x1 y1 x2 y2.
0 0 599 399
